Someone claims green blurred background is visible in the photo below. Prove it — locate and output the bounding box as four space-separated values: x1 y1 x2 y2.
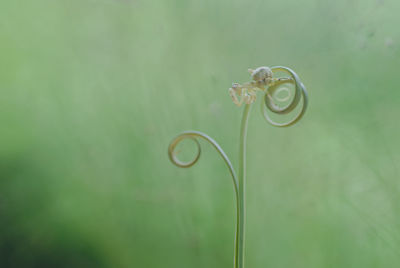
1 0 400 267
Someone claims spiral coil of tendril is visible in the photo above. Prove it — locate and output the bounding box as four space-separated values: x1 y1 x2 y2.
263 66 308 127
168 131 239 196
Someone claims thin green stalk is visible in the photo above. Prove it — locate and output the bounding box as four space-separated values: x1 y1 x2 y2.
235 104 251 268
168 66 308 268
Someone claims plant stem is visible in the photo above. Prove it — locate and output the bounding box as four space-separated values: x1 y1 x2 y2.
235 104 251 268
170 66 308 268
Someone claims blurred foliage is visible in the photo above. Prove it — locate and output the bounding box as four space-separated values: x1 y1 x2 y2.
1 0 400 267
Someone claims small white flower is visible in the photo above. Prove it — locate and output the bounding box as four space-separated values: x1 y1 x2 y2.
229 66 290 107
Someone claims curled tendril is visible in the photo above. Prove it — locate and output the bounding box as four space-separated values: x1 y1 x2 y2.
273 86 291 102
262 66 308 127
168 130 239 197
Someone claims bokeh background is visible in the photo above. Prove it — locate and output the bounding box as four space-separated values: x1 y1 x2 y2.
1 0 400 267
